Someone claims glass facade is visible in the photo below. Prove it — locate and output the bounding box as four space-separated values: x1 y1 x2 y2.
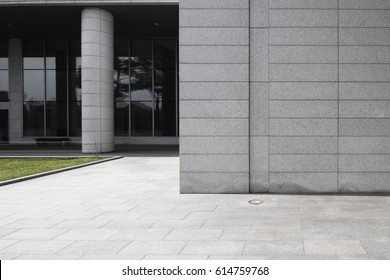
0 41 8 143
23 40 81 137
0 41 8 102
21 38 177 139
114 39 178 137
154 39 177 136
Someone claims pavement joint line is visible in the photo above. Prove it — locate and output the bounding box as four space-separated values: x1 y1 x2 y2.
359 240 369 255
115 240 133 255
178 240 190 255
0 156 124 187
163 229 175 240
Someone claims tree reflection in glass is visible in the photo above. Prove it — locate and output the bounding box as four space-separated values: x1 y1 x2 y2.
114 56 130 102
131 40 153 102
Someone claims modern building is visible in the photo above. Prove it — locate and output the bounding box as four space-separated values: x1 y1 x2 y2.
0 0 390 194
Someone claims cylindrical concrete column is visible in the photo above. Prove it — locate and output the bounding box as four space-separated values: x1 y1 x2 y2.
81 7 114 153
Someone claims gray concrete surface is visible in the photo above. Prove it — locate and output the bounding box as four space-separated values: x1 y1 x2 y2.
179 0 390 194
179 0 250 194
0 154 389 260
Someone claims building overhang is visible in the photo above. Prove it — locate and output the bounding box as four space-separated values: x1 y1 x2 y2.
0 4 178 39
0 0 179 7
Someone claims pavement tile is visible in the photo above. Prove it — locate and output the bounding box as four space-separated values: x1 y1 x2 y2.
0 229 18 238
251 219 301 229
208 255 274 260
360 240 390 255
367 254 390 260
243 241 304 255
51 219 111 229
87 205 137 212
172 204 217 212
51 212 103 220
131 204 176 212
202 219 252 230
14 254 81 260
220 230 275 241
274 229 345 241
0 254 19 260
56 241 130 255
181 241 245 255
0 218 23 228
118 241 187 255
275 229 303 240
0 212 17 219
54 229 120 240
214 205 258 212
151 220 204 230
2 229 69 240
2 219 64 229
0 240 73 254
83 199 129 205
164 229 222 241
7 211 60 220
140 212 190 220
92 212 145 220
100 220 158 229
0 240 20 250
78 255 144 260
144 255 208 260
109 229 171 241
304 240 367 255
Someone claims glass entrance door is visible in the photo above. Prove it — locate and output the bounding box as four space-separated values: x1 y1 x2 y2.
0 109 8 143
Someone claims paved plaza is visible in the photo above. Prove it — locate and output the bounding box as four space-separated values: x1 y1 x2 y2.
0 154 390 260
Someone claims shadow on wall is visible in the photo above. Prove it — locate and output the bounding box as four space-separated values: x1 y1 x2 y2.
270 182 390 194
269 183 318 194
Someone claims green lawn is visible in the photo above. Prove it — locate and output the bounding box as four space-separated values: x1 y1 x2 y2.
0 157 104 182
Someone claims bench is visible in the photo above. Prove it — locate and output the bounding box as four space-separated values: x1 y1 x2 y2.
35 137 70 146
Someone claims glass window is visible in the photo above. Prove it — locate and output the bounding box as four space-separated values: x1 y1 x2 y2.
69 101 81 136
0 41 9 102
46 69 67 101
0 59 7 70
114 40 130 102
131 101 152 136
24 70 45 101
46 40 67 70
154 101 176 136
23 41 44 69
0 41 8 70
0 109 8 143
131 40 153 101
46 101 67 136
22 40 83 137
69 69 82 102
115 102 129 136
69 40 81 71
68 40 82 136
154 40 177 136
23 102 44 136
0 70 8 102
154 40 176 102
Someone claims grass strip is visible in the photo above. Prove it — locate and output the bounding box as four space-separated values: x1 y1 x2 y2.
0 157 103 182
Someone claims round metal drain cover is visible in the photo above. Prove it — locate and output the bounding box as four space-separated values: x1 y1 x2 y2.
249 199 263 205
